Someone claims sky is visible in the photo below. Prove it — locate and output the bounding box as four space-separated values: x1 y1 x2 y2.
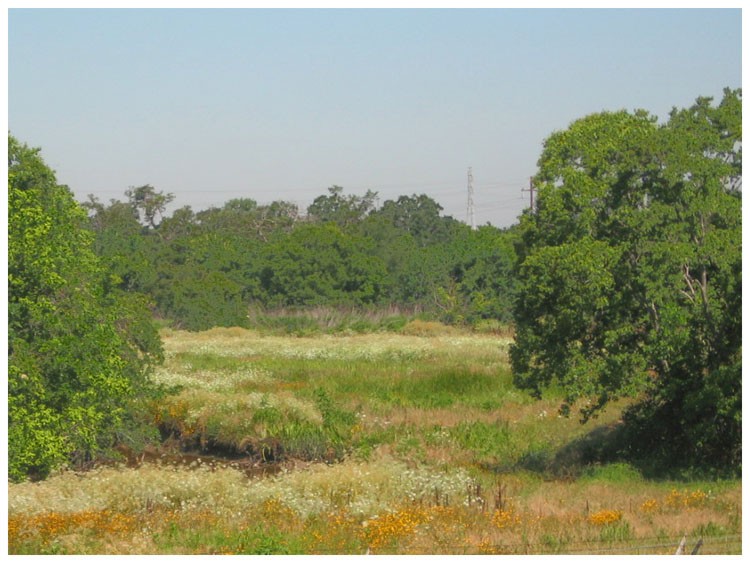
8 8 742 228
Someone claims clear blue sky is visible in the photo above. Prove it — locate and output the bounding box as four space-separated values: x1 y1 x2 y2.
8 8 742 227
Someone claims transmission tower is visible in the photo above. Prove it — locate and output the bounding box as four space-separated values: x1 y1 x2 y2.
466 166 476 230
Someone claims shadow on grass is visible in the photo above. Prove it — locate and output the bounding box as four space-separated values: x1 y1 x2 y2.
512 421 740 482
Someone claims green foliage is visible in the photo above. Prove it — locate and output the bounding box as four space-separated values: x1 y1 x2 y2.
307 185 378 228
371 193 460 247
195 198 300 240
258 223 389 307
165 269 249 331
511 89 741 471
8 136 163 481
125 184 175 229
448 225 519 323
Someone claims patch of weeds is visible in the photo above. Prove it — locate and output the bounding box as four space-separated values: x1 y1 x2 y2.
598 521 632 543
379 315 408 332
152 386 358 462
314 388 357 457
400 320 457 336
232 526 300 555
539 533 569 554
353 427 398 460
398 369 502 409
450 420 513 461
395 433 425 461
478 399 505 411
252 396 285 428
172 352 249 373
256 314 322 337
422 425 452 447
549 423 623 475
691 521 729 538
347 319 375 334
472 319 513 337
156 522 300 554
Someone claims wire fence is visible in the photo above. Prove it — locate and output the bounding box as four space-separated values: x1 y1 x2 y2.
562 534 741 555
301 534 742 555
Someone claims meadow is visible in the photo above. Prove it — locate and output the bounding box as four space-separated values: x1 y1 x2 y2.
8 324 741 554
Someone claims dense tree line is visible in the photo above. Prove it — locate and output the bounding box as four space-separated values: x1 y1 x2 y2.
83 185 519 331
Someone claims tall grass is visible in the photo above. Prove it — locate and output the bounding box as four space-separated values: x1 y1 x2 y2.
246 304 427 336
8 328 742 554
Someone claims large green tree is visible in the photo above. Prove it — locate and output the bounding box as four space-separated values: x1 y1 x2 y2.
307 186 378 228
372 193 460 247
510 89 741 471
8 136 163 481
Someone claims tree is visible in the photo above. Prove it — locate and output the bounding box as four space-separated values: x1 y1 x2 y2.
373 193 460 247
153 231 262 330
125 184 174 229
158 205 198 242
306 186 378 228
450 225 518 323
83 195 159 293
196 199 299 241
8 136 163 481
510 89 741 471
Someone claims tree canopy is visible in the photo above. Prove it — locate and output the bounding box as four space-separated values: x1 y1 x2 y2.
510 89 741 471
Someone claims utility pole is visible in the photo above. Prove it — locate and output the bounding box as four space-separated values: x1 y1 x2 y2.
522 176 535 213
466 166 476 230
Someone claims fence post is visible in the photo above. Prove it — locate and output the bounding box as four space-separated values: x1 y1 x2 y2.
690 538 703 555
676 535 687 555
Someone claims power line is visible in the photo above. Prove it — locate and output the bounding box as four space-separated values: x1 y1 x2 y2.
75 176 535 225
75 179 530 196
466 167 476 230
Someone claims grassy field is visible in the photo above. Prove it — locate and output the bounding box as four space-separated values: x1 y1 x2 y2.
8 325 741 554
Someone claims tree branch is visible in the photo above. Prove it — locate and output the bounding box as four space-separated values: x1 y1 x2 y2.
682 264 697 298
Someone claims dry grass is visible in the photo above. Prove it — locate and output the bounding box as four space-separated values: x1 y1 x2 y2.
9 460 740 554
399 319 459 336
